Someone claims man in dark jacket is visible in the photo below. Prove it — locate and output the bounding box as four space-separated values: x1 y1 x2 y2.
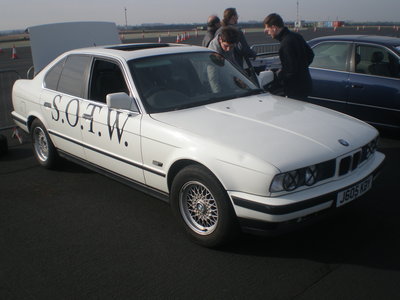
263 13 314 100
202 15 221 47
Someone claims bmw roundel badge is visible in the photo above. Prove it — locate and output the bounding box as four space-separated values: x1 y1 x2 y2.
338 139 350 146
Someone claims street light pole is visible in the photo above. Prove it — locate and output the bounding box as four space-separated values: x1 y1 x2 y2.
124 7 128 31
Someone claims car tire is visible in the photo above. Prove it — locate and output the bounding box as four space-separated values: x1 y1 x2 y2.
30 119 59 169
170 165 239 248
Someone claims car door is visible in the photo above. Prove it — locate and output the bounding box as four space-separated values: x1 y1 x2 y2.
79 58 145 184
308 41 352 113
347 43 400 128
41 54 92 158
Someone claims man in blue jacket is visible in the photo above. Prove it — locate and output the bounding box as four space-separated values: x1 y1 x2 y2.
207 26 240 93
263 13 314 100
215 8 257 71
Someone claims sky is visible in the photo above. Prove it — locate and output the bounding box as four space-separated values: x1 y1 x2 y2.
0 0 399 31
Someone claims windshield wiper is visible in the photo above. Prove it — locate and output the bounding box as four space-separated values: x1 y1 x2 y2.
245 88 265 96
233 89 265 99
171 90 266 111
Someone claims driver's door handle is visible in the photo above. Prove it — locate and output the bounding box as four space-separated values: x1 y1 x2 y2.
82 114 93 120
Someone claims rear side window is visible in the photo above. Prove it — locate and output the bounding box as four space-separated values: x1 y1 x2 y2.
57 55 91 97
44 55 91 97
310 42 351 71
356 44 400 78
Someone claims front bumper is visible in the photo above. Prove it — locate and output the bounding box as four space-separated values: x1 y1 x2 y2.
228 151 385 235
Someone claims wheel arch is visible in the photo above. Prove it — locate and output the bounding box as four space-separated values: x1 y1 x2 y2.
26 113 51 136
27 115 39 133
167 159 223 193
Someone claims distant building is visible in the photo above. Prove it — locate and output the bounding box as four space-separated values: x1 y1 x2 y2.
316 21 345 28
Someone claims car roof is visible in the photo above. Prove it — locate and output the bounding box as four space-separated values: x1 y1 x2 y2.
65 43 211 61
309 35 400 48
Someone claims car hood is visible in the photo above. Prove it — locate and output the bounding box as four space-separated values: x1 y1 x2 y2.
151 94 377 171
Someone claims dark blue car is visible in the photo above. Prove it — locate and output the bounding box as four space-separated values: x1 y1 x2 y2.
307 35 400 131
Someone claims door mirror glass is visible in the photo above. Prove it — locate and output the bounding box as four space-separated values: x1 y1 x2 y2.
258 70 274 88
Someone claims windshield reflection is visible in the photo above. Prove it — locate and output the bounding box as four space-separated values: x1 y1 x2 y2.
129 52 261 113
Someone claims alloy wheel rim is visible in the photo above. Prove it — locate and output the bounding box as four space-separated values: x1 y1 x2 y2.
179 181 218 235
33 127 49 162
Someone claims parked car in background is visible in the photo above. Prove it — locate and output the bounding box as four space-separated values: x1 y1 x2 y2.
307 35 400 131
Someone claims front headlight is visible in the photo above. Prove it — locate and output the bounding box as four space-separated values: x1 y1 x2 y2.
270 166 315 193
269 171 300 193
361 136 378 161
304 165 318 186
269 160 335 193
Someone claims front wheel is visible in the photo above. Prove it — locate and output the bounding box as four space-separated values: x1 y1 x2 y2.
30 119 59 169
170 165 238 247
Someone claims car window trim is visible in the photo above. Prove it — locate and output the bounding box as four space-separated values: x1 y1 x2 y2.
88 55 143 114
43 56 67 91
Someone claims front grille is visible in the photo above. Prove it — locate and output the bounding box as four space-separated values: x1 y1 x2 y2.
352 151 361 170
317 159 336 180
339 156 352 176
337 137 378 177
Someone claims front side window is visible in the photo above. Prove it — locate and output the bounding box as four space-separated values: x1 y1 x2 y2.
129 52 260 113
356 44 400 78
310 42 351 71
89 59 129 103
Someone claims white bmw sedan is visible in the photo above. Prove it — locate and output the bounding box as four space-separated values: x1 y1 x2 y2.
12 42 384 247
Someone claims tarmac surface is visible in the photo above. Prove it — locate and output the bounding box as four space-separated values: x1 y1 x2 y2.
1 27 400 299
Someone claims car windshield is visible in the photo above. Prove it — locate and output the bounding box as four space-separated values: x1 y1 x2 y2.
129 52 261 113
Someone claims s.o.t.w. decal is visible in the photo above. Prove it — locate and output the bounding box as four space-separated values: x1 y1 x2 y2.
50 95 131 145
107 109 130 144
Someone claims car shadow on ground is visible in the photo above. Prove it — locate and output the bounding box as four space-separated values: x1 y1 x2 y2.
1 142 93 174
226 205 400 271
0 145 32 161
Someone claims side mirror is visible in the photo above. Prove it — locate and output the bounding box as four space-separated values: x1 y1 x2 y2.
257 70 274 88
106 92 139 112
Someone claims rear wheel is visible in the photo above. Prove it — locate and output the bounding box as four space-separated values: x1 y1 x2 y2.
30 119 58 169
170 165 238 247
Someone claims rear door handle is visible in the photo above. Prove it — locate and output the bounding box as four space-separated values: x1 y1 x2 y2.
351 84 364 89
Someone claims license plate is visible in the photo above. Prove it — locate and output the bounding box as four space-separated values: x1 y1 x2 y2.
336 176 373 207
